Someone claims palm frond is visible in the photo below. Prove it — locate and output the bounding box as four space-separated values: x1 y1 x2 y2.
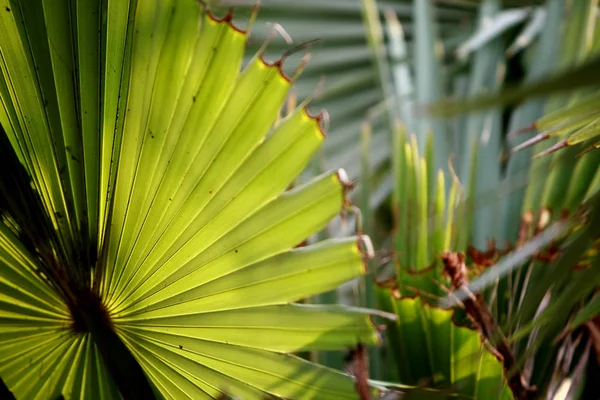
0 1 385 398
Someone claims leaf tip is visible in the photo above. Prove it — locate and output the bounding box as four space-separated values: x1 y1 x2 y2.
532 139 568 158
359 235 375 261
205 7 246 34
303 107 328 138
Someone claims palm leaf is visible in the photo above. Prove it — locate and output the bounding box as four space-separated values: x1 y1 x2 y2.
218 0 476 200
0 1 385 398
380 296 513 399
379 1 600 396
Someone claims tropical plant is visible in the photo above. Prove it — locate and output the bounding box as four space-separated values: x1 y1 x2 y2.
3 0 600 398
217 0 477 195
0 1 393 398
223 0 600 398
359 0 600 398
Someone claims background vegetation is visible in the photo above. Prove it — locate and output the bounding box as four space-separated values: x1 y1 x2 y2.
221 0 600 398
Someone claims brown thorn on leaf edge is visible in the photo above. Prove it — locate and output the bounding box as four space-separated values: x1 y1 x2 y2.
517 211 534 248
467 239 506 268
246 0 261 34
576 141 600 157
281 39 321 61
295 80 329 137
507 122 537 139
532 138 568 158
272 39 321 83
344 343 372 400
441 251 537 400
337 169 353 229
317 108 330 133
468 215 564 268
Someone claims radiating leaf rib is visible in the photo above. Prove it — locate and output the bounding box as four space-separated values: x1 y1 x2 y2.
125 331 267 400
58 335 89 400
118 170 347 314
124 330 358 400
111 107 324 311
2 330 72 391
12 337 79 400
2 1 383 397
0 325 58 345
84 338 102 399
0 3 76 256
111 0 202 269
0 329 66 366
40 0 88 254
108 52 292 303
90 343 121 400
135 361 190 400
107 4 210 280
104 0 178 298
74 0 103 253
0 224 68 318
124 336 213 400
119 234 363 318
224 0 473 212
98 0 134 253
35 336 88 400
0 288 65 321
119 304 378 352
102 13 246 303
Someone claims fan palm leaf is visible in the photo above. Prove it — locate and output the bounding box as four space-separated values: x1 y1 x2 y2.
0 1 385 398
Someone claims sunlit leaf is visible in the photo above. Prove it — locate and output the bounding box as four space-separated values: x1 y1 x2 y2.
0 1 383 398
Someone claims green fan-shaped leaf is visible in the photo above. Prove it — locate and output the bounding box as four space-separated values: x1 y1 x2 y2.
0 1 383 398
217 0 475 204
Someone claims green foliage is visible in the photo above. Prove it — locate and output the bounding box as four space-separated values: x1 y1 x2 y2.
2 0 600 398
383 297 513 399
0 1 385 398
382 0 600 398
389 129 466 297
218 0 600 398
358 0 600 398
